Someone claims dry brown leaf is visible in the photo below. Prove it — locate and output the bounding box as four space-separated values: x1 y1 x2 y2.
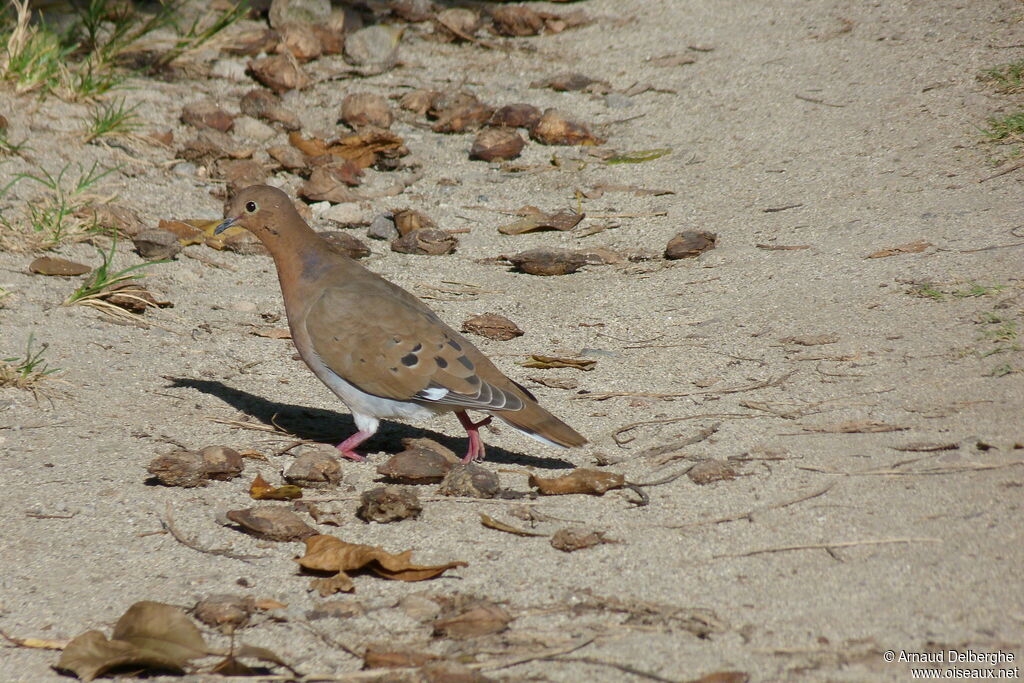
327 128 408 168
461 313 524 341
866 239 931 258
56 602 208 681
377 448 454 484
530 109 603 146
181 99 234 132
249 473 303 500
391 229 457 255
240 89 301 130
247 54 309 93
688 459 737 485
432 602 511 639
363 644 439 669
550 526 616 552
29 256 91 276
157 219 207 245
296 534 467 595
508 248 589 275
531 72 611 93
193 595 254 633
226 506 317 541
480 513 546 537
803 420 908 434
341 92 393 129
222 28 279 56
356 485 422 523
489 103 542 129
283 449 343 487
521 355 596 371
498 210 583 235
528 468 625 495
277 23 323 61
437 463 500 498
470 128 525 161
491 6 544 36
665 231 717 259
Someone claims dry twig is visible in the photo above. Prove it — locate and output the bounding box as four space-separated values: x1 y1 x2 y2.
714 536 940 559
667 483 835 529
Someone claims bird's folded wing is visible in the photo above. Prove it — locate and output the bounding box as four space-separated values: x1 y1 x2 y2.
305 288 523 411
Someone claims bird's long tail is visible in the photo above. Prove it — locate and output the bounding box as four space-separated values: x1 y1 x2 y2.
497 400 587 448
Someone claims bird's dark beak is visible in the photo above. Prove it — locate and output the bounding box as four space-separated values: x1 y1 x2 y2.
215 215 239 235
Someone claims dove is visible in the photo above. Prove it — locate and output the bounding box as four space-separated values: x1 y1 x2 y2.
216 185 586 462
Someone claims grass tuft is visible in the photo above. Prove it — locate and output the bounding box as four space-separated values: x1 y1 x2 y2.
983 112 1024 141
82 96 140 143
0 0 247 100
65 236 163 309
0 161 119 250
981 60 1024 94
0 333 61 393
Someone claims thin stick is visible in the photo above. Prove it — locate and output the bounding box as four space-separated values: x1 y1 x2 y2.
548 655 682 683
586 211 669 219
581 371 795 402
667 483 835 528
795 93 845 107
612 413 753 446
978 159 1024 183
475 636 597 672
714 537 940 559
797 460 1024 476
161 503 265 562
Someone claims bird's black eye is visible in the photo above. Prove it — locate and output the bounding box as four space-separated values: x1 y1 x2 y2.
244 201 258 213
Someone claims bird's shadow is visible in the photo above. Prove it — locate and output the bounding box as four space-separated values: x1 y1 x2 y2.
164 376 574 469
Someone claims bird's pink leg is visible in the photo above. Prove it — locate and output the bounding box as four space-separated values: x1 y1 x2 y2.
335 430 373 461
457 411 492 463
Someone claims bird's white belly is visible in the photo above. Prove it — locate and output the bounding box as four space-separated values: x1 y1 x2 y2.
303 349 440 429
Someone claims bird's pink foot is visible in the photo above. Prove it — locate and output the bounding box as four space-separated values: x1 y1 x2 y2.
335 429 373 462
457 412 492 463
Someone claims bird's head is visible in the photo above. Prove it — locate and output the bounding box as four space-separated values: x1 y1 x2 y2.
217 185 297 240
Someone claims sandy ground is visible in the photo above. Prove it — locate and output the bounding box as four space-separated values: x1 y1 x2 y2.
1 0 1023 681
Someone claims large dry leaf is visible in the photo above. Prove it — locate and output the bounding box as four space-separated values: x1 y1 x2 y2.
528 468 625 495
296 534 467 595
57 602 208 681
56 630 188 681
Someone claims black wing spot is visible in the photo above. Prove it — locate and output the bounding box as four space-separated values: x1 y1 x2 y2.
435 356 448 369
401 353 418 367
390 367 398 373
411 343 422 352
447 339 462 351
466 375 480 386
457 355 474 370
